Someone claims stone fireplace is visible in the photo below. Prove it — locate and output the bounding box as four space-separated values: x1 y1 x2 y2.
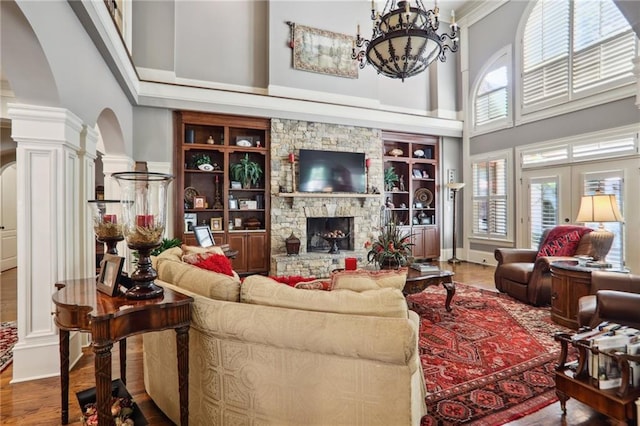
269 119 384 277
306 217 355 252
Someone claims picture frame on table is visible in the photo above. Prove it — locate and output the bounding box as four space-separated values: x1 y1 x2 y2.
193 225 215 247
193 196 206 209
234 217 243 229
229 198 238 209
184 213 197 232
210 217 223 231
97 254 124 296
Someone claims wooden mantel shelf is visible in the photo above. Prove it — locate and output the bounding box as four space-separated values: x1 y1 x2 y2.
277 192 380 198
276 192 381 207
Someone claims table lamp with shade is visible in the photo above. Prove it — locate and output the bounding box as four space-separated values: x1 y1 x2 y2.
446 182 465 264
575 192 623 266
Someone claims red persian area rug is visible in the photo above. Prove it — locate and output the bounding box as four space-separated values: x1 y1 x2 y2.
407 283 571 425
0 321 18 372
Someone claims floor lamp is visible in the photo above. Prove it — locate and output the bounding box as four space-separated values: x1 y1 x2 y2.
447 182 465 264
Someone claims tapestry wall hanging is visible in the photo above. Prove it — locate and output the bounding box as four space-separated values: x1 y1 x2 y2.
288 22 358 79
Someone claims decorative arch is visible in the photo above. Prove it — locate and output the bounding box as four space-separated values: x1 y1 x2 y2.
96 108 126 156
0 0 59 106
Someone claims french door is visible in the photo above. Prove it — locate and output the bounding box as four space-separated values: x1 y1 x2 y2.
521 160 634 269
521 167 572 249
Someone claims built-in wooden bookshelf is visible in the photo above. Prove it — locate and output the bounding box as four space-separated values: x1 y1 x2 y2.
174 111 271 274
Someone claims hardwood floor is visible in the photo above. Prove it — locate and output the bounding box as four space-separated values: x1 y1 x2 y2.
0 263 617 425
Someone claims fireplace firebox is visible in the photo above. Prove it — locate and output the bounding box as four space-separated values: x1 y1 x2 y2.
307 217 354 252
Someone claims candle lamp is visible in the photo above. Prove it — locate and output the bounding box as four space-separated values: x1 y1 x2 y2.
289 153 296 192
112 171 174 299
88 199 124 255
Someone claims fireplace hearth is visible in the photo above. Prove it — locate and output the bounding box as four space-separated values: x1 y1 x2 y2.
307 217 354 252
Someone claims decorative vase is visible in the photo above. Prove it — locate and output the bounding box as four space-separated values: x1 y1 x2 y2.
285 232 301 255
112 171 173 299
88 199 123 255
380 258 401 270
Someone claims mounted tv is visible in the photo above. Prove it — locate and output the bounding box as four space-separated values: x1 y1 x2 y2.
298 149 366 193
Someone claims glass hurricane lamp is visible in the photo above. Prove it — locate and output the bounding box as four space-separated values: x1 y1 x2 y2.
112 171 174 299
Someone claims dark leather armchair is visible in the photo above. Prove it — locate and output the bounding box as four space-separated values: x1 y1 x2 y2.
494 226 594 306
577 271 640 328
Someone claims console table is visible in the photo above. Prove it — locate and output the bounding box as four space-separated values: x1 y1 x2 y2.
52 278 193 425
550 261 627 329
403 268 455 312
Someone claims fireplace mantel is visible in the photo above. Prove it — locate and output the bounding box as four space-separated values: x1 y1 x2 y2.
277 192 381 207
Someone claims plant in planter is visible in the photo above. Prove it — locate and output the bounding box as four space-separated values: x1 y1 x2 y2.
192 153 212 170
384 167 399 192
230 154 263 188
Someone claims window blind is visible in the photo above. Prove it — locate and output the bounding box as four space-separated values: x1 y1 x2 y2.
522 0 635 108
475 66 508 125
529 178 559 248
472 158 508 237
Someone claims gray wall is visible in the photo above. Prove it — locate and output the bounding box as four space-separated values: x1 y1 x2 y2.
130 1 456 114
132 107 173 162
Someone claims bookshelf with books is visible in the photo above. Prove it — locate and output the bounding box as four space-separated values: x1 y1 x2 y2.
174 111 271 274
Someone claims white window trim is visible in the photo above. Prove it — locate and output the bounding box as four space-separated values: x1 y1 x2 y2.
470 45 514 137
514 0 638 127
468 148 514 244
518 124 640 169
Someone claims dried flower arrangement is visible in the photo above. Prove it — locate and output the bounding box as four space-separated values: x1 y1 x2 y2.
82 396 134 425
125 225 164 246
94 222 124 239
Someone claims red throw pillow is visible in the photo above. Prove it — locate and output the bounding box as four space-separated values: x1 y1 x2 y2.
269 275 317 287
537 226 591 258
193 254 234 276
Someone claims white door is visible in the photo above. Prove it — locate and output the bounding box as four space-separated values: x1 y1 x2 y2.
1 163 17 271
521 167 572 249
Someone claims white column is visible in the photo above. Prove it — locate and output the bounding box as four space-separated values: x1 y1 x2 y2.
147 161 175 239
79 126 98 279
8 104 84 382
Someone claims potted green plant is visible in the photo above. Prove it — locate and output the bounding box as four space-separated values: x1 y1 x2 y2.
384 167 399 192
365 221 413 269
192 153 212 170
230 154 263 188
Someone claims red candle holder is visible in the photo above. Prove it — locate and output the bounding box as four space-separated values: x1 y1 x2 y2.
345 257 357 270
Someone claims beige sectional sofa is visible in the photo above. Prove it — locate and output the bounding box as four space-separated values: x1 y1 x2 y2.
143 247 427 425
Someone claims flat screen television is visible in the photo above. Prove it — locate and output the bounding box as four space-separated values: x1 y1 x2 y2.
298 149 366 193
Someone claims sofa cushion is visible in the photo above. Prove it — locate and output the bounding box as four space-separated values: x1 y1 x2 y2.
155 247 241 302
499 263 534 284
537 226 592 258
330 268 408 292
241 275 408 318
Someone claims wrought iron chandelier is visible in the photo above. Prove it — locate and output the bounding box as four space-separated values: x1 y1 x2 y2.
352 0 460 81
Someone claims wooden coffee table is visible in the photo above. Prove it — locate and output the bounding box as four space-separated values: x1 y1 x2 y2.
403 268 455 311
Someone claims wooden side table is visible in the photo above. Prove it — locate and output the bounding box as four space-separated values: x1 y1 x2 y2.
52 278 193 425
550 261 628 329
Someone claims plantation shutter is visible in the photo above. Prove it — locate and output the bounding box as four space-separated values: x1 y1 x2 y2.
573 0 635 92
475 66 508 126
522 0 570 106
529 178 559 248
472 158 508 237
580 172 624 267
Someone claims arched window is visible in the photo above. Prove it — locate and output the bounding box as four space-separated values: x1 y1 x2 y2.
521 0 635 113
472 47 511 133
